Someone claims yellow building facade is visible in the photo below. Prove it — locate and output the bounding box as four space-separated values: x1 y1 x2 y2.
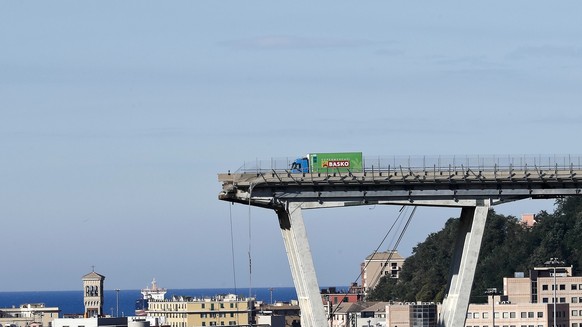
147 294 253 327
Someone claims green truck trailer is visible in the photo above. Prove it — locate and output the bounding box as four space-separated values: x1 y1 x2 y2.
291 152 363 173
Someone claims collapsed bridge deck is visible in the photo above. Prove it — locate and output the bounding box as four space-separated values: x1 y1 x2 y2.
219 154 582 207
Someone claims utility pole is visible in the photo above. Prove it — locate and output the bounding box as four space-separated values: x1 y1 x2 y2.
485 288 500 327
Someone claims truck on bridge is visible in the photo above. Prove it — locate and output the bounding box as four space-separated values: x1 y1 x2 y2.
290 152 363 174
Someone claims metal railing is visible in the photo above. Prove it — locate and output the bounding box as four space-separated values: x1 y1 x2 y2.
234 155 582 175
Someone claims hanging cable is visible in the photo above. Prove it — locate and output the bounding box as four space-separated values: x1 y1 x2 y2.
329 205 408 319
229 203 238 295
247 184 254 327
248 200 252 299
369 206 417 290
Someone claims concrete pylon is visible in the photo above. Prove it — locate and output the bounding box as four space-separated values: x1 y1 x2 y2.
438 205 489 327
276 202 327 327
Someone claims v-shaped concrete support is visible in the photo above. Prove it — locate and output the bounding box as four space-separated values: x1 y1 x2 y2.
438 205 489 327
276 202 327 327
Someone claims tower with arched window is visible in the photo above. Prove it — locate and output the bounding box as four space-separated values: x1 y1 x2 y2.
82 269 105 317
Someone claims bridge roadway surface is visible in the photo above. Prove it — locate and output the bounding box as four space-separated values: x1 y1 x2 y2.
218 156 582 327
219 165 582 206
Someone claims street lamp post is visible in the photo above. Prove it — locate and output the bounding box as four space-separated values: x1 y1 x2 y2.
485 288 500 327
544 258 565 327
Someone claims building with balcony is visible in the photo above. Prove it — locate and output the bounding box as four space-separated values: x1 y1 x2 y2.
361 251 405 294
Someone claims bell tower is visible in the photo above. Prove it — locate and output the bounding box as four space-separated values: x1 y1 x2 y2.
82 268 105 317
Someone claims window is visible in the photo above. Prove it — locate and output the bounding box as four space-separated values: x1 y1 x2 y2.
521 312 527 318
542 285 548 290
574 297 579 303
537 312 543 318
473 313 480 319
528 312 534 318
572 310 578 316
510 312 516 318
560 297 566 303
560 284 566 290
503 312 509 318
573 284 578 290
542 298 548 303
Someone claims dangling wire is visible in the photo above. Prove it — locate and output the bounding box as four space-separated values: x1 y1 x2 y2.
248 199 252 298
229 203 238 294
369 206 417 289
329 205 411 318
247 184 254 327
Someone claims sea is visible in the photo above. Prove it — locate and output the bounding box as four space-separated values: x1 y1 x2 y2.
0 287 298 317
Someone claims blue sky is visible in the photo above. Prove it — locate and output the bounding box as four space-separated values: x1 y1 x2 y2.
1 1 581 292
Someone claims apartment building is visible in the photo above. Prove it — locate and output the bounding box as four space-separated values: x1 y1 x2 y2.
147 294 253 327
361 251 405 293
503 266 582 327
465 302 569 327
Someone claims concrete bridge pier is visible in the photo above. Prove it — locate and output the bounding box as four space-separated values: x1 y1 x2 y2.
438 204 489 327
276 202 327 327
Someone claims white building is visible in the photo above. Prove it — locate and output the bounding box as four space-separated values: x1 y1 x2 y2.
0 303 59 327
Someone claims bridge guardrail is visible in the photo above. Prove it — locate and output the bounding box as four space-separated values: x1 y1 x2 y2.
234 155 582 175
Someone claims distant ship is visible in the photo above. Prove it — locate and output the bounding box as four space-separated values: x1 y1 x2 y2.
135 278 167 316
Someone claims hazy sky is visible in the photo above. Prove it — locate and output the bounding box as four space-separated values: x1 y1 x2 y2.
1 1 581 292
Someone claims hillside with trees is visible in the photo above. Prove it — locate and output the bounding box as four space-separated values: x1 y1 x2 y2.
367 196 582 303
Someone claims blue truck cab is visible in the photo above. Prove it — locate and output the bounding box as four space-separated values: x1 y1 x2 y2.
291 157 310 173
